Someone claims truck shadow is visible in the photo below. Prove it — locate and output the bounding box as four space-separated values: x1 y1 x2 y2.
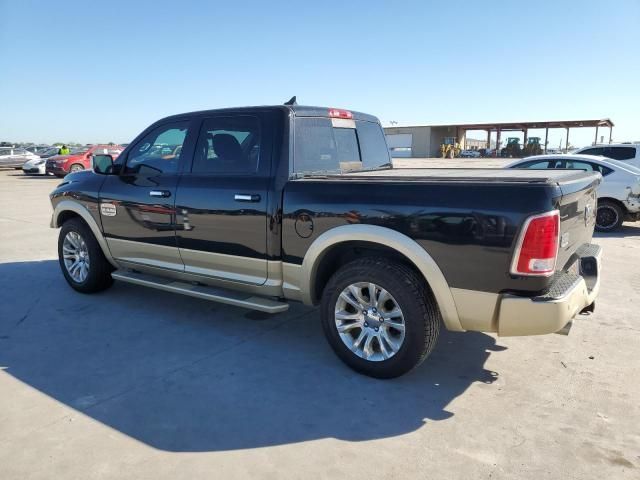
0 260 506 452
594 223 640 238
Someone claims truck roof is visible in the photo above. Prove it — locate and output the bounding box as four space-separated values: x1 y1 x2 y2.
156 105 380 124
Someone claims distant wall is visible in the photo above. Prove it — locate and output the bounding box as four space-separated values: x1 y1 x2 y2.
384 126 432 157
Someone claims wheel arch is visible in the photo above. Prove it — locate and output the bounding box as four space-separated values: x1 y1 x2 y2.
284 224 463 331
598 197 628 213
51 200 118 267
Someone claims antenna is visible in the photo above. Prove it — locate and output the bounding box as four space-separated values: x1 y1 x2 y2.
284 96 297 106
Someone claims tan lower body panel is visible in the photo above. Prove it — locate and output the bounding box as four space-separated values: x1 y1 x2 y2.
450 288 500 332
106 238 184 272
452 275 599 336
179 247 269 285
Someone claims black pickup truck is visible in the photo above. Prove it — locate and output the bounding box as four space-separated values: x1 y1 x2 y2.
50 104 602 378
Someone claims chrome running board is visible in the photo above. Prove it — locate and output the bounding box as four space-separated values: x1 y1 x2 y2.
111 270 289 314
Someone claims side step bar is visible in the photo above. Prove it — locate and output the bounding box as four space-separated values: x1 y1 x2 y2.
111 270 289 314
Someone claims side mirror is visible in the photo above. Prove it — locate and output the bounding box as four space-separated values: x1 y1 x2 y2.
92 154 114 174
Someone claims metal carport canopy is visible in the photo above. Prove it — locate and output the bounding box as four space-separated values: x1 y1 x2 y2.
427 118 614 130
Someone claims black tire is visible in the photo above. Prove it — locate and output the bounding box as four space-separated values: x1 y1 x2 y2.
58 217 114 293
595 200 624 232
320 258 441 379
69 163 84 173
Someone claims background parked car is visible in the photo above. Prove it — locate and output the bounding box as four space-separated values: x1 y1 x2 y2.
459 149 481 158
0 147 40 169
573 143 640 167
22 147 61 175
507 154 640 231
25 145 52 154
46 145 124 177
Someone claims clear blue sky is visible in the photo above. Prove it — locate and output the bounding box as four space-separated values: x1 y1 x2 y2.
1 0 639 148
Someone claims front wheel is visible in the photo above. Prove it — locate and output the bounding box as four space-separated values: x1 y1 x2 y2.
58 218 114 293
69 163 84 173
595 200 624 232
320 258 441 378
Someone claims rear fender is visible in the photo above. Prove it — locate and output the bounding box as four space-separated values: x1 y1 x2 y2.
286 224 463 331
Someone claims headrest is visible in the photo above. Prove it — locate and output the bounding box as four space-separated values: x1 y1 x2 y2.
211 134 242 162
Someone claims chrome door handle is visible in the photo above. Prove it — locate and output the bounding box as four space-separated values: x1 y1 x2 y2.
149 190 171 198
234 194 261 202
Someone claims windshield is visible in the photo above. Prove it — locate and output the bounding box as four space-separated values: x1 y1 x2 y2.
293 118 391 175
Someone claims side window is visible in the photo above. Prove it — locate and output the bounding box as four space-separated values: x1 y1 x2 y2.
594 164 614 176
520 160 551 169
605 147 636 160
192 116 260 174
125 122 188 175
579 147 604 156
565 160 594 171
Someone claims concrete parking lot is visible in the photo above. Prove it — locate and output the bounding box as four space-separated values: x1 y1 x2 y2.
0 167 638 479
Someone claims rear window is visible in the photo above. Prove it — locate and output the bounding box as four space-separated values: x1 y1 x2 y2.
579 146 636 160
293 117 390 173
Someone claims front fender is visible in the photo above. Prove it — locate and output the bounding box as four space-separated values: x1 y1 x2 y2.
51 199 118 268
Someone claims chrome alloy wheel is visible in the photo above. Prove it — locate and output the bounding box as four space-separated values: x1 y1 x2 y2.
62 231 90 283
334 282 406 362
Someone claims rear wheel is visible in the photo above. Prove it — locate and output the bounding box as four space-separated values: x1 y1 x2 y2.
595 200 624 232
320 258 441 378
58 218 114 293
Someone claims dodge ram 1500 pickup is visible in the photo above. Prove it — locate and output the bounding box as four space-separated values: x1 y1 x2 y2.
50 104 602 378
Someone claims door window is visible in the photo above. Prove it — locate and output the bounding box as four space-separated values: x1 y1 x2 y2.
192 116 261 174
125 122 188 175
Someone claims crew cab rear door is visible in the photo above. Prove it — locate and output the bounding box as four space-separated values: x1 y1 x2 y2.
173 112 274 285
99 120 197 271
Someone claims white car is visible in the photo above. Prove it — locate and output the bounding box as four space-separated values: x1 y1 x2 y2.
507 154 640 231
573 143 640 168
0 147 40 169
459 149 481 158
22 156 48 175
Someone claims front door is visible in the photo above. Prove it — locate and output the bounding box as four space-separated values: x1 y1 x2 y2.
100 121 194 271
174 114 271 285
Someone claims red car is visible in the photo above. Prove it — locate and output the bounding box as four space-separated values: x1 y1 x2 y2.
46 145 124 177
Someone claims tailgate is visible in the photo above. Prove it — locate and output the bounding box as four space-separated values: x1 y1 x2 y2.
556 172 599 270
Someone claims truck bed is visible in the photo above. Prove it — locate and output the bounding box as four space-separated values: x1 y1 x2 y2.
296 167 598 185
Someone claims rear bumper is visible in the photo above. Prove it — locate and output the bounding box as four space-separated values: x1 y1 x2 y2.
498 244 601 336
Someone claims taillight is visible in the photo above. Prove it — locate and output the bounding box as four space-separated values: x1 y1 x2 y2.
510 210 560 276
328 108 353 119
